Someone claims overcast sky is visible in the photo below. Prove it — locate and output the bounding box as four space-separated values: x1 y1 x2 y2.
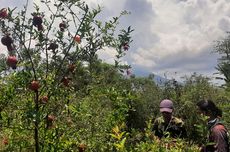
1 0 230 84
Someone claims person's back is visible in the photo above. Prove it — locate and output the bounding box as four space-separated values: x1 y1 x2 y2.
205 118 229 152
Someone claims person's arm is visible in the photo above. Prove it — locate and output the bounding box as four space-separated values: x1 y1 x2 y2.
180 125 187 138
173 118 187 138
152 118 163 138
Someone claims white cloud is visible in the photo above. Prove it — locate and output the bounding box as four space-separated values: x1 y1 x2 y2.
1 0 230 83
129 0 230 80
96 47 117 64
97 46 130 67
87 0 126 13
131 48 156 67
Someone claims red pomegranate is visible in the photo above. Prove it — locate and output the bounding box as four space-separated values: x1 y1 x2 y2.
29 80 40 91
6 56 17 69
1 35 14 51
0 8 8 19
33 16 43 31
59 22 67 32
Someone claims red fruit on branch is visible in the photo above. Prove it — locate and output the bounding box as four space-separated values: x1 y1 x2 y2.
68 64 75 73
41 96 48 104
1 35 13 46
78 143 86 152
59 22 67 32
123 44 129 51
47 115 55 122
1 35 14 51
126 69 131 75
46 114 55 129
6 56 17 69
61 76 70 87
2 137 8 145
29 80 40 91
47 43 58 51
74 35 81 43
33 16 43 31
0 8 8 19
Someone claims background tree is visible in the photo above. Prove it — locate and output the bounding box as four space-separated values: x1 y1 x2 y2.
214 32 230 88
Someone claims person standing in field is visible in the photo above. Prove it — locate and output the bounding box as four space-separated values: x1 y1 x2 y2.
152 99 187 139
197 100 229 152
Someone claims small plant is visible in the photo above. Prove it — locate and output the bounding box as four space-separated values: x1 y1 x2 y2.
110 123 128 152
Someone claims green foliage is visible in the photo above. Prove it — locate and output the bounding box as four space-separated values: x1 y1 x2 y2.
0 0 133 151
214 32 230 88
120 76 162 130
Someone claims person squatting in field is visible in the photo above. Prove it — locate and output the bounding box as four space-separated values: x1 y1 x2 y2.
197 100 229 152
152 99 187 139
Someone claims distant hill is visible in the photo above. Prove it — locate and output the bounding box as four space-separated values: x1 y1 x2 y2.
152 74 169 85
131 69 169 85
